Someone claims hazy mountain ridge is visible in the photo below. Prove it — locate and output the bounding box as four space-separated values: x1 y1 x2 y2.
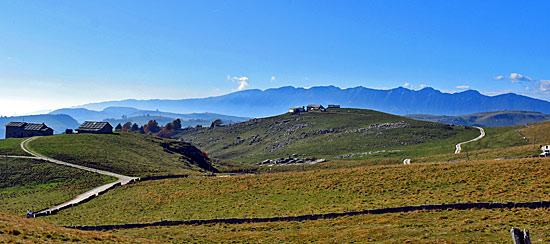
75 86 550 118
406 111 550 127
50 107 250 126
0 114 79 139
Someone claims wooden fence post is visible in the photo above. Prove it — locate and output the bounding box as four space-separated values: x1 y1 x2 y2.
511 228 531 244
511 228 524 244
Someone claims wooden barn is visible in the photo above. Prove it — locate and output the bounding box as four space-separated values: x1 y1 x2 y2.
5 122 54 138
76 121 113 134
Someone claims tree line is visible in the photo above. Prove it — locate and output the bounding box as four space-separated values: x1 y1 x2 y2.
115 118 223 138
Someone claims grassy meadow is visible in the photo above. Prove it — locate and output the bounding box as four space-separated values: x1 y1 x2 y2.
44 157 550 226
0 158 115 216
0 137 26 156
1 115 549 243
112 208 550 243
0 211 148 244
521 121 550 145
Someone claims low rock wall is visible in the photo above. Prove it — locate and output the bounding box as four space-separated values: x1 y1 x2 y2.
64 201 550 231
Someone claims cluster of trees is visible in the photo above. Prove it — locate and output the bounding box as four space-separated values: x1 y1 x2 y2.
115 118 224 138
115 119 183 138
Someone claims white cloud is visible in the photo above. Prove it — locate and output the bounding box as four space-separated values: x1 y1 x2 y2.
540 80 550 92
420 84 428 89
226 75 231 81
231 76 249 91
510 73 534 82
495 73 534 82
489 73 550 100
270 76 276 82
403 82 410 88
456 85 471 89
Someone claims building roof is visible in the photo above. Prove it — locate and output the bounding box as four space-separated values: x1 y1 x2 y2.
6 122 26 127
77 121 112 132
6 122 51 131
307 105 325 109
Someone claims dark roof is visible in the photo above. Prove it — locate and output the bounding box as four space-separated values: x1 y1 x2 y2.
307 105 325 108
77 121 112 132
6 122 26 127
6 122 51 131
24 123 44 131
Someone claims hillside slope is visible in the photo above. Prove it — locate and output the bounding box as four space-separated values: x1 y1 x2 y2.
0 158 114 216
177 108 479 162
28 133 214 176
0 211 146 243
406 110 550 127
77 86 550 117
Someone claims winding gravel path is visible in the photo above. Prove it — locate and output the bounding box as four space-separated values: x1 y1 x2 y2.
21 137 137 215
455 127 485 154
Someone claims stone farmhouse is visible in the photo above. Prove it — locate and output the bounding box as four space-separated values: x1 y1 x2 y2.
76 121 113 134
307 104 326 112
5 122 54 138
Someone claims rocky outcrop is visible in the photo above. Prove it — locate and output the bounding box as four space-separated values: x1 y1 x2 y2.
335 150 402 159
255 157 329 166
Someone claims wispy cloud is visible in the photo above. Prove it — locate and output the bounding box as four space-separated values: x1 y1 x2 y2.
540 80 550 93
456 85 471 89
270 76 276 82
420 84 428 89
495 73 534 82
490 73 550 100
403 82 410 88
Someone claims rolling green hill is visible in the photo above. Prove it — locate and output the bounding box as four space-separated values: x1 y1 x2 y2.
406 110 550 127
177 108 480 163
28 133 213 177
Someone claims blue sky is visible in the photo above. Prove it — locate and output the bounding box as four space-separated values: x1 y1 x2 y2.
1 0 549 115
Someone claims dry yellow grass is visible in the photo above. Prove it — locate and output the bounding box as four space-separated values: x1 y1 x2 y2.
45 157 550 226
113 208 550 243
521 121 550 145
0 211 152 243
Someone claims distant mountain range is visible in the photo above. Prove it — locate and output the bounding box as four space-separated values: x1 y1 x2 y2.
75 86 550 118
50 107 250 126
406 111 550 127
0 114 79 139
